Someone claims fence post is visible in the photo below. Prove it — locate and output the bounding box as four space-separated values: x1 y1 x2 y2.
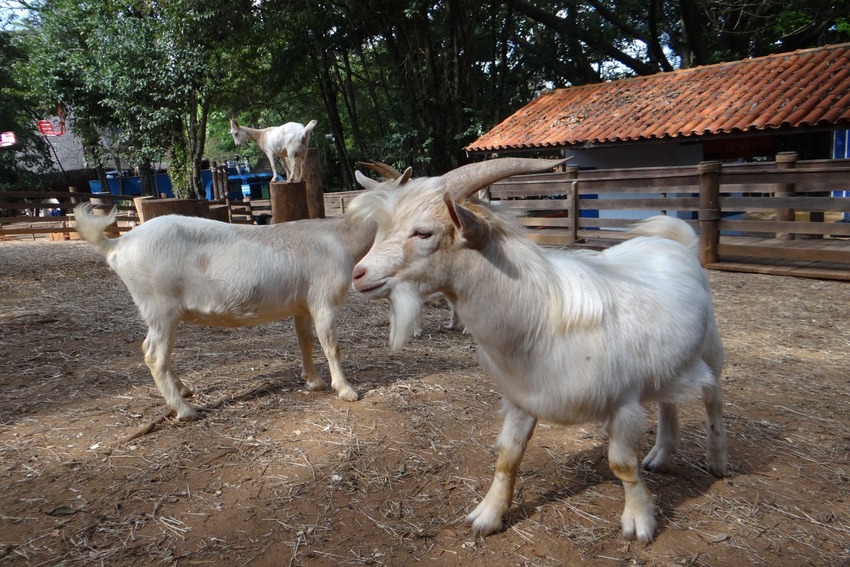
698 160 722 266
775 151 797 240
211 161 220 200
565 165 579 243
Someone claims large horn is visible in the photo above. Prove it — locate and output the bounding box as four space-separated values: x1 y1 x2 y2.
444 157 570 201
357 160 403 181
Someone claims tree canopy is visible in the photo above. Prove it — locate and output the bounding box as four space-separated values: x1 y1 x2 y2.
4 0 848 191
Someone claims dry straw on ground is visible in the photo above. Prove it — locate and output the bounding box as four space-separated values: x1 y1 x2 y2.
0 239 848 566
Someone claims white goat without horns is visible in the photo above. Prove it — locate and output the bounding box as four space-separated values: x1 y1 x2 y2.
349 158 728 542
230 119 317 182
72 190 404 420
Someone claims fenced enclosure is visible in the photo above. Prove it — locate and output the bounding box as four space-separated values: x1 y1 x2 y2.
5 153 850 279
0 190 138 240
484 153 850 280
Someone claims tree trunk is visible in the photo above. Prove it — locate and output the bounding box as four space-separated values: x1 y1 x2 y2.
138 161 155 196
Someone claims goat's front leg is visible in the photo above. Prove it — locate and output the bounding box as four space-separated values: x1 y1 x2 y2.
301 311 358 401
293 315 327 393
466 401 537 536
267 151 280 182
607 403 656 542
642 402 680 473
142 322 199 421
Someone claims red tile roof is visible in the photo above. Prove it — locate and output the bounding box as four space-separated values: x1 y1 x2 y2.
466 43 850 153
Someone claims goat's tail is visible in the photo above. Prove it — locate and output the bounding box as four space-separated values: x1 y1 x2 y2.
73 203 119 253
629 215 698 255
303 119 318 135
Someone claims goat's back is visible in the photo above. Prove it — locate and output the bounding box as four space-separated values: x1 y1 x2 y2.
105 215 357 326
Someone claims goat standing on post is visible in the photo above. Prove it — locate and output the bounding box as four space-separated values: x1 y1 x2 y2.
230 119 317 182
72 188 408 420
348 158 728 542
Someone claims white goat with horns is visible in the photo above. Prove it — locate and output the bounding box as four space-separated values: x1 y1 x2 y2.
72 174 406 420
230 119 317 182
348 158 728 542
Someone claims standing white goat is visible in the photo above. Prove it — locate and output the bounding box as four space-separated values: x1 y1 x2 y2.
230 119 317 182
73 196 397 421
348 158 728 542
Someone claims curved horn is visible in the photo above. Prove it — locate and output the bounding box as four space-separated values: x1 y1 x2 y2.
357 160 403 181
444 157 571 201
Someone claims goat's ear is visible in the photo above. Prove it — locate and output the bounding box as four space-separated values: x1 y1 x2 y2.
443 193 487 249
230 119 238 128
355 170 380 190
397 167 413 186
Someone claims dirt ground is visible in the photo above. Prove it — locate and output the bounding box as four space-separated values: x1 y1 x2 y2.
0 239 848 567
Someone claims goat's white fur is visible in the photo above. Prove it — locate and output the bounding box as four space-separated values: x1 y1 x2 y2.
230 119 317 182
74 203 376 421
348 158 727 542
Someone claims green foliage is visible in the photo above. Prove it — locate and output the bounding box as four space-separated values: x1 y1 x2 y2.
0 30 51 190
11 1 846 192
19 0 259 196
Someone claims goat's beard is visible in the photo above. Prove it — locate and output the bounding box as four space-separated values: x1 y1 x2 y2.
388 282 423 352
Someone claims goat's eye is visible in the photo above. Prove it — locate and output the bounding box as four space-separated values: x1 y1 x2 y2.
412 229 433 240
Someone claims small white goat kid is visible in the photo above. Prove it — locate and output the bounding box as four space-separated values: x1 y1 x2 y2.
349 158 728 542
74 202 381 421
230 119 317 182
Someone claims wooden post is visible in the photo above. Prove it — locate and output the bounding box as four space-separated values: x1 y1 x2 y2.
565 165 579 243
67 186 79 207
270 181 309 223
133 197 210 223
775 151 797 241
218 165 230 200
211 161 220 200
303 148 325 219
698 160 722 266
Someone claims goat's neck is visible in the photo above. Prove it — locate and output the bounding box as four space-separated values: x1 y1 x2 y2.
337 216 379 263
450 238 557 347
240 126 267 145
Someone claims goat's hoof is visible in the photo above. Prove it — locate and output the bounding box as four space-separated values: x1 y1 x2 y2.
305 378 328 392
337 387 359 402
706 456 728 478
176 407 200 421
641 448 672 473
622 514 656 543
465 504 504 537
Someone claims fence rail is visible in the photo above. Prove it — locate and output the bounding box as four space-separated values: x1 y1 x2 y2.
0 189 139 240
483 152 850 277
7 154 850 279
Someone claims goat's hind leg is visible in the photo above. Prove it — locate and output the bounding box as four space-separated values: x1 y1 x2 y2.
142 322 199 421
702 378 728 477
608 403 657 542
466 401 537 536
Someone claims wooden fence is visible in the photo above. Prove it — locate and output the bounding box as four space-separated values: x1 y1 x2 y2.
7 155 850 279
0 189 138 240
484 152 850 278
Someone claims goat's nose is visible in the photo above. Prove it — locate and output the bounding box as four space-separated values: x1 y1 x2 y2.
352 266 366 281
